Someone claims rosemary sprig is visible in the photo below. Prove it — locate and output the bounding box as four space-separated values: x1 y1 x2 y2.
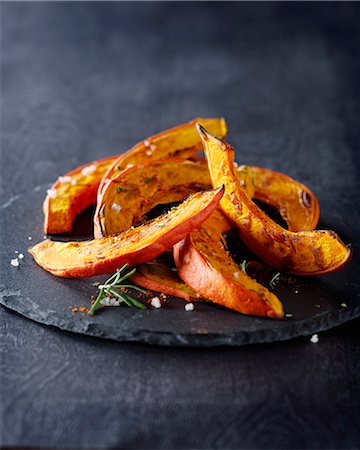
88 264 147 315
269 272 281 290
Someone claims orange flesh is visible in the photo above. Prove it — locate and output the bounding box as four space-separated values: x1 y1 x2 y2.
198 124 351 276
250 166 320 231
174 226 284 319
30 187 224 278
131 262 202 302
94 159 213 238
97 117 228 197
44 118 226 235
43 156 117 234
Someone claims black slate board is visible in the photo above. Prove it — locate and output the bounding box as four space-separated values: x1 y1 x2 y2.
1 185 359 347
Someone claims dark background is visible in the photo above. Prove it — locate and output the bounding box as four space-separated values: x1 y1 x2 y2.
1 2 360 449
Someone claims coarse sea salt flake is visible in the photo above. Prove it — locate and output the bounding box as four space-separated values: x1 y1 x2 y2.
47 188 57 199
11 258 19 267
18 253 24 259
150 144 157 151
150 297 161 308
81 164 96 176
58 176 72 183
111 203 122 212
185 303 194 311
146 150 152 156
310 334 319 344
233 271 239 278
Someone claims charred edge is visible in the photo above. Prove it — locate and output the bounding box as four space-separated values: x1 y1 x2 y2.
196 123 209 141
196 123 232 152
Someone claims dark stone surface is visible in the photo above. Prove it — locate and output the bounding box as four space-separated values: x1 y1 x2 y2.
1 2 360 448
1 187 360 347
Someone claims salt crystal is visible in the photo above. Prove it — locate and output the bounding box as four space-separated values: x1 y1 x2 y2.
81 164 96 176
111 203 122 213
47 188 57 199
150 297 161 308
310 334 319 344
58 176 72 183
185 303 194 311
10 258 19 267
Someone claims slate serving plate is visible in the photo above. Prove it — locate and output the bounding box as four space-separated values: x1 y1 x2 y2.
1 185 359 347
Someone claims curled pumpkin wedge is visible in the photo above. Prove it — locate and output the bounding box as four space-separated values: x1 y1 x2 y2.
95 159 232 238
131 262 202 302
43 117 227 235
97 117 227 197
29 186 224 278
174 226 284 319
197 124 351 276
249 166 320 231
94 159 214 238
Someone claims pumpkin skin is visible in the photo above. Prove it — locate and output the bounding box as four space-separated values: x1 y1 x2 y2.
43 117 227 235
249 166 320 232
29 187 224 278
130 262 202 302
174 226 284 319
197 124 352 276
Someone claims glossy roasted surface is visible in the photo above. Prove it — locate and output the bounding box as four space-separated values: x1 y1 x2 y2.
1 3 359 449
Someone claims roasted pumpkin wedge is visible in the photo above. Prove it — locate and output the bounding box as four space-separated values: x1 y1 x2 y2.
95 155 319 238
174 226 284 319
97 117 227 198
43 117 227 235
94 159 231 238
44 156 118 234
197 124 351 276
249 166 320 231
29 186 224 278
131 262 202 302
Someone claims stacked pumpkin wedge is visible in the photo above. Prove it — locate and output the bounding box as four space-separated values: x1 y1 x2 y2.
29 118 351 319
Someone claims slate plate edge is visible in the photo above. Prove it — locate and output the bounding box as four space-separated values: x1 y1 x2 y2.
1 286 359 347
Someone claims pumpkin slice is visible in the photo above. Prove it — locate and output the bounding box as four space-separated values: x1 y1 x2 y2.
43 117 227 235
29 186 224 278
174 226 284 319
249 166 320 231
131 262 202 302
94 159 212 237
197 124 351 276
43 156 118 234
95 155 318 238
97 117 227 198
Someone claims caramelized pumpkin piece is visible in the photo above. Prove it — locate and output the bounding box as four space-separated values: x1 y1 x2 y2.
44 156 118 234
97 117 227 197
29 187 224 278
94 159 214 238
131 262 202 302
198 124 351 276
174 226 284 319
249 166 320 231
44 117 227 235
